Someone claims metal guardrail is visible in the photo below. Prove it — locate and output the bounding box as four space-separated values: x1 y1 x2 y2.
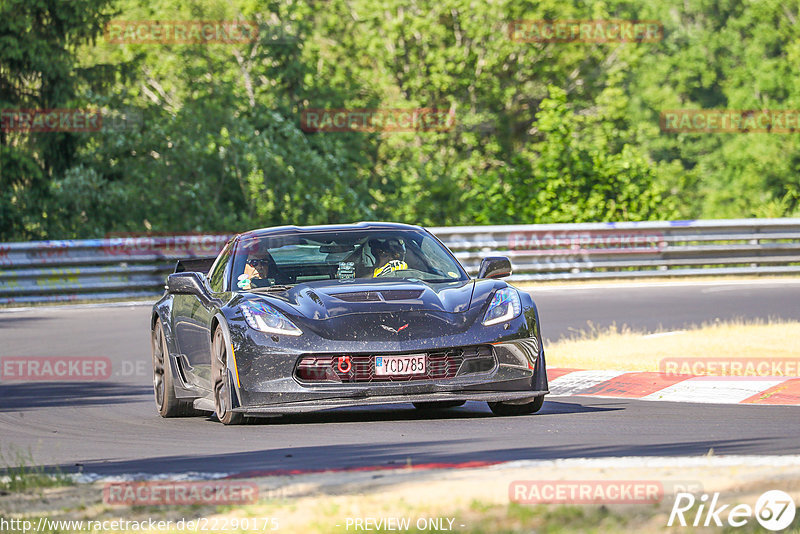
1 219 799 304
0 235 232 305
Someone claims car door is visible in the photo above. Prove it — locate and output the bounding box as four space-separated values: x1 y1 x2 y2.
174 241 233 391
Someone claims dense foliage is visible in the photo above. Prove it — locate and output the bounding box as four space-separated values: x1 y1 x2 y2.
1 0 799 240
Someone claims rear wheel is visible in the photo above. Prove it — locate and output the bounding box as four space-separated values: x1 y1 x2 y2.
152 319 198 417
412 401 466 410
212 325 245 425
488 396 545 416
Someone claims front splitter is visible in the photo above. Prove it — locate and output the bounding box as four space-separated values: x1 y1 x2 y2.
236 390 548 415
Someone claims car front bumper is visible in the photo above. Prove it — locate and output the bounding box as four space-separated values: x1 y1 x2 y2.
230 337 548 415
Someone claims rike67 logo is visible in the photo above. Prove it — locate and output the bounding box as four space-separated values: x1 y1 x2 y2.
668 490 796 531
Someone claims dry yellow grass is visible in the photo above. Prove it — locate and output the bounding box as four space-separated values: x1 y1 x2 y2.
546 319 800 374
8 462 800 534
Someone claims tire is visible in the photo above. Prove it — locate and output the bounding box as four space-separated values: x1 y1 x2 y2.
152 318 198 417
488 395 545 416
212 325 245 425
412 401 466 410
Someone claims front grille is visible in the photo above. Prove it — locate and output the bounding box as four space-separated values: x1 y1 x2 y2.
295 345 495 383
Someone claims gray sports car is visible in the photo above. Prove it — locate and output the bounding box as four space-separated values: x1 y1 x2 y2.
150 222 548 424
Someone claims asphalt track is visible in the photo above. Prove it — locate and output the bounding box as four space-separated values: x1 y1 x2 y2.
1 280 799 477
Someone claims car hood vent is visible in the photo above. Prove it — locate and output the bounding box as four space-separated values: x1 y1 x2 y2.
380 289 425 301
330 289 424 302
330 291 381 302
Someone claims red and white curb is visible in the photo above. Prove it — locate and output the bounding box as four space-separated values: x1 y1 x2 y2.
547 368 800 405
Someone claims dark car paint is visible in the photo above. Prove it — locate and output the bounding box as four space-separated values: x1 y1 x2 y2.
151 222 548 416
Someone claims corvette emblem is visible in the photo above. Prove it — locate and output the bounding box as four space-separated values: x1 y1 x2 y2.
380 323 409 334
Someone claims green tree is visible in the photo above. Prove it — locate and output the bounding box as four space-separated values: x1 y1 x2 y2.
0 0 118 239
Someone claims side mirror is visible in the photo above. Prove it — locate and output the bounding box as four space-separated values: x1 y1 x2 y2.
166 272 207 295
477 256 512 279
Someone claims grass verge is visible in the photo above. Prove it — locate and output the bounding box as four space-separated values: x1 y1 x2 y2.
0 448 73 494
2 454 800 533
546 319 800 373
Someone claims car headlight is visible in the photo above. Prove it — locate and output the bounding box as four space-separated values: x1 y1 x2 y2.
240 301 302 336
482 287 522 326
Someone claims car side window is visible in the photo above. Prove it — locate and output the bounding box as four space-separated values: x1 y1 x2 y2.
208 242 233 293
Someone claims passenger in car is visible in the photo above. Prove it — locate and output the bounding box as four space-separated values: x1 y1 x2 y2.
371 238 408 277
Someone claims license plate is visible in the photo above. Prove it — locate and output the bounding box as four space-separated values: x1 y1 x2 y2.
375 354 426 376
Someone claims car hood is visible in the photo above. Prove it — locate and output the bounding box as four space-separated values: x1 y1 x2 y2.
256 279 477 318
239 279 506 341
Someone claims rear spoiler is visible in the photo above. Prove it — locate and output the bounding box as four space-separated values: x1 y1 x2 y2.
174 257 217 274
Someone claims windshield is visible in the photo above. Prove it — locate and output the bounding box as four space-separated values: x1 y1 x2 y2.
231 228 468 290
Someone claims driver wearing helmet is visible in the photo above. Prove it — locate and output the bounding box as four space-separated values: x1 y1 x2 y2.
371 238 408 277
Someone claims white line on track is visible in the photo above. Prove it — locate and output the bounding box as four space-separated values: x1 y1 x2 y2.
494 455 800 470
0 300 155 313
69 471 232 483
59 456 800 483
642 378 787 404
548 370 629 396
522 278 800 292
642 330 686 338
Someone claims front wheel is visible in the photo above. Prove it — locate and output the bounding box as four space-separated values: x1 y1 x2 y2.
212 325 245 425
152 318 198 417
488 396 545 416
